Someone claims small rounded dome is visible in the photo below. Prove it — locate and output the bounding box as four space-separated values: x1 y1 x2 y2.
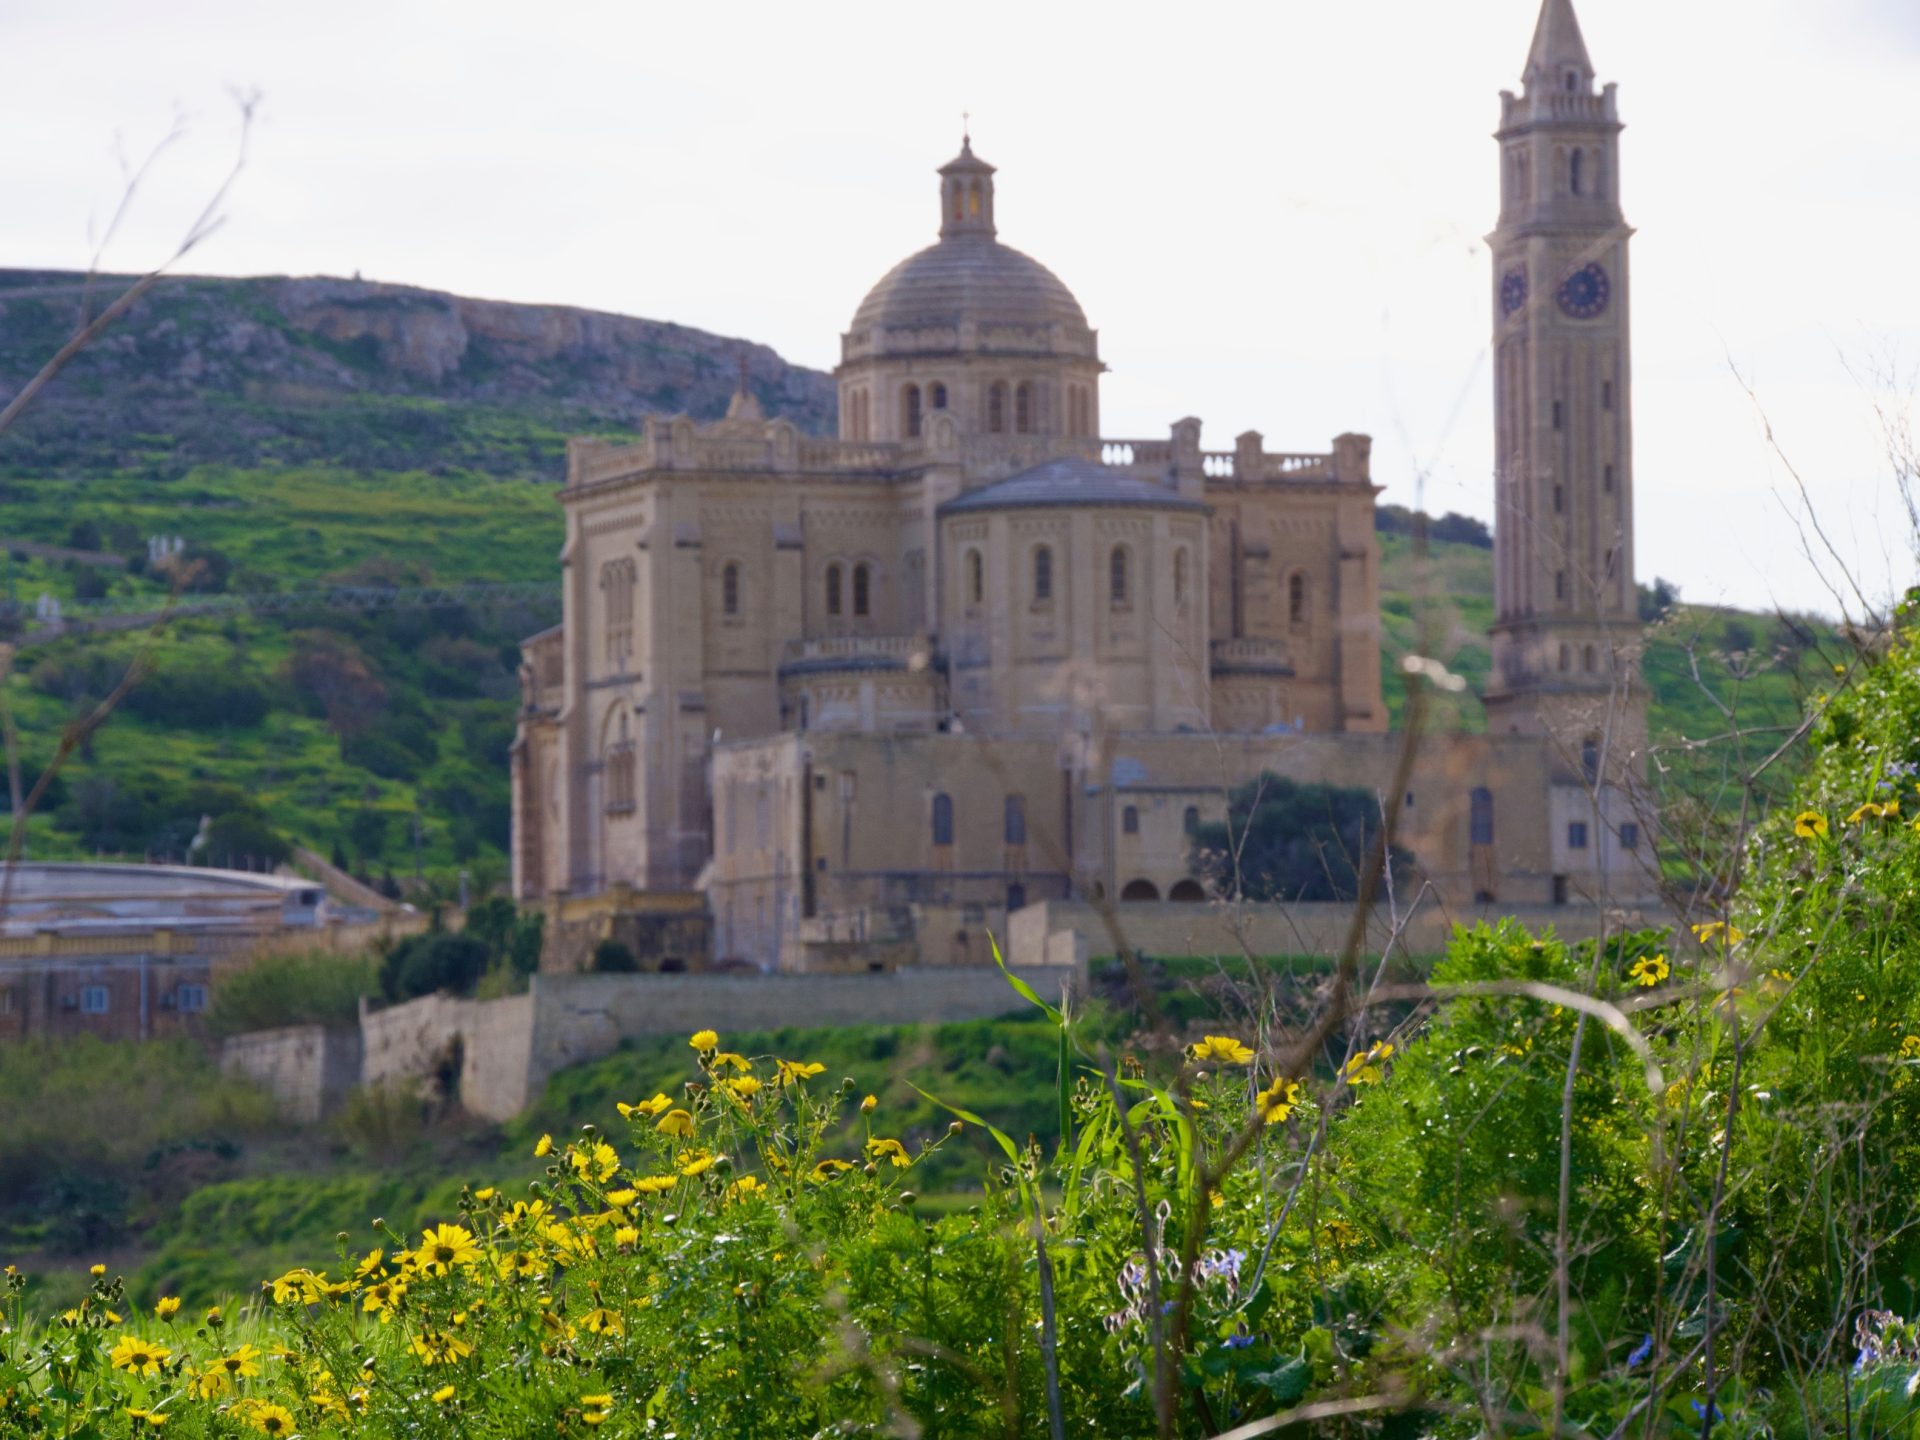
849 238 1092 348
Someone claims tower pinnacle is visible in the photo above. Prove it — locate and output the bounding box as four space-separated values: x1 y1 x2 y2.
1524 0 1595 93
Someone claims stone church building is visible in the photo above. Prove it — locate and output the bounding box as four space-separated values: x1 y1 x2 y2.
512 0 1655 971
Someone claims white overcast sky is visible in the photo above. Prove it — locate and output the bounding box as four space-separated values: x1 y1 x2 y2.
6 0 1918 618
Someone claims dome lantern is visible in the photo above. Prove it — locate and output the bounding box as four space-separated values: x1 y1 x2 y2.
939 133 996 240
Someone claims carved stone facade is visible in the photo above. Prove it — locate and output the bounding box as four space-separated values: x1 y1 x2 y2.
514 7 1656 971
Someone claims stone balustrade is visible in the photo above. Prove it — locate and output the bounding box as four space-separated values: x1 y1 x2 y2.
781 633 930 668
1210 637 1295 674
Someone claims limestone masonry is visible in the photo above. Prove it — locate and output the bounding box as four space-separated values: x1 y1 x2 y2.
511 0 1657 971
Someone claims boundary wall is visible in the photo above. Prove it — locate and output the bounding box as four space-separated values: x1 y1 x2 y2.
233 961 1085 1123
218 1024 363 1123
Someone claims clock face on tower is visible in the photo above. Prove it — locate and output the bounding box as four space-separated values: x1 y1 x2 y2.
1556 263 1611 319
1500 267 1527 316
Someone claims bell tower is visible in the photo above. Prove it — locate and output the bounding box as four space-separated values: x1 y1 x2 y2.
1484 0 1643 755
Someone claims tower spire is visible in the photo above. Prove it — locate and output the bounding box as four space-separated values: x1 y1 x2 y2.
1524 0 1594 92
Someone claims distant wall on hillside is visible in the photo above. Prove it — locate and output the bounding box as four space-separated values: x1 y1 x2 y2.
219 1023 362 1124
263 961 1084 1122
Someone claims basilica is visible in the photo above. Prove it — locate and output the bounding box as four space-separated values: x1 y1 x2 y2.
511 0 1656 971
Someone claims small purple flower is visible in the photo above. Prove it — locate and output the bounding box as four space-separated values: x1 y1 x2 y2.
1626 1334 1652 1368
1222 1330 1256 1349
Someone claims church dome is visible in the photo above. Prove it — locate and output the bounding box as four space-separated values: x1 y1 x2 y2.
850 239 1089 339
844 139 1096 360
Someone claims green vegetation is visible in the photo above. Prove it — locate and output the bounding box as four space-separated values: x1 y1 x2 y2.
8 591 1920 1430
0 463 560 878
0 1040 276 1258
1190 773 1412 901
207 952 379 1039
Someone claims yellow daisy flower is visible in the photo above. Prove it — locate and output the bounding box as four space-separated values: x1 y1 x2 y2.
419 1222 482 1274
1186 1034 1255 1065
1342 1041 1394 1086
108 1336 171 1375
865 1137 912 1168
1257 1076 1302 1124
1628 953 1671 988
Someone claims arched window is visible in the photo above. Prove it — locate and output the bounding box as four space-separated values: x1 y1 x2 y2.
903 384 922 439
1558 643 1571 672
1570 148 1583 195
1174 548 1188 604
853 563 871 618
825 563 843 617
1032 545 1053 603
1184 805 1200 835
1555 570 1568 601
721 562 740 617
1120 879 1160 903
1469 787 1494 845
1014 381 1034 434
968 179 981 217
1288 572 1307 625
1581 736 1599 783
931 792 953 847
1122 804 1139 835
966 548 983 606
987 381 1008 434
1169 878 1206 902
606 710 636 811
1109 546 1129 606
929 382 948 411
1003 794 1026 845
1583 644 1596 673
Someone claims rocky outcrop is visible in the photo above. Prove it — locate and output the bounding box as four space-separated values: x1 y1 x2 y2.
0 270 838 477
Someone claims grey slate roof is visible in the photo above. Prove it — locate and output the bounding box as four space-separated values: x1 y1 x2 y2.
938 457 1209 515
849 236 1089 338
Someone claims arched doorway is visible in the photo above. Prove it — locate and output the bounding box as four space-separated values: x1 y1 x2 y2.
1120 879 1161 903
1168 879 1205 902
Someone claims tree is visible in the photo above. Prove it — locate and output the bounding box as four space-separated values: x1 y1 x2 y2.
379 931 489 1001
1638 575 1680 622
284 629 388 740
591 939 638 973
1191 772 1413 903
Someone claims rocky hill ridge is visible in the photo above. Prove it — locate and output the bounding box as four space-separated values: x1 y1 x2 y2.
0 270 838 477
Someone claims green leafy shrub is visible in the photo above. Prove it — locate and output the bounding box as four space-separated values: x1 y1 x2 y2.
379 931 490 1001
207 951 377 1039
591 939 637 973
